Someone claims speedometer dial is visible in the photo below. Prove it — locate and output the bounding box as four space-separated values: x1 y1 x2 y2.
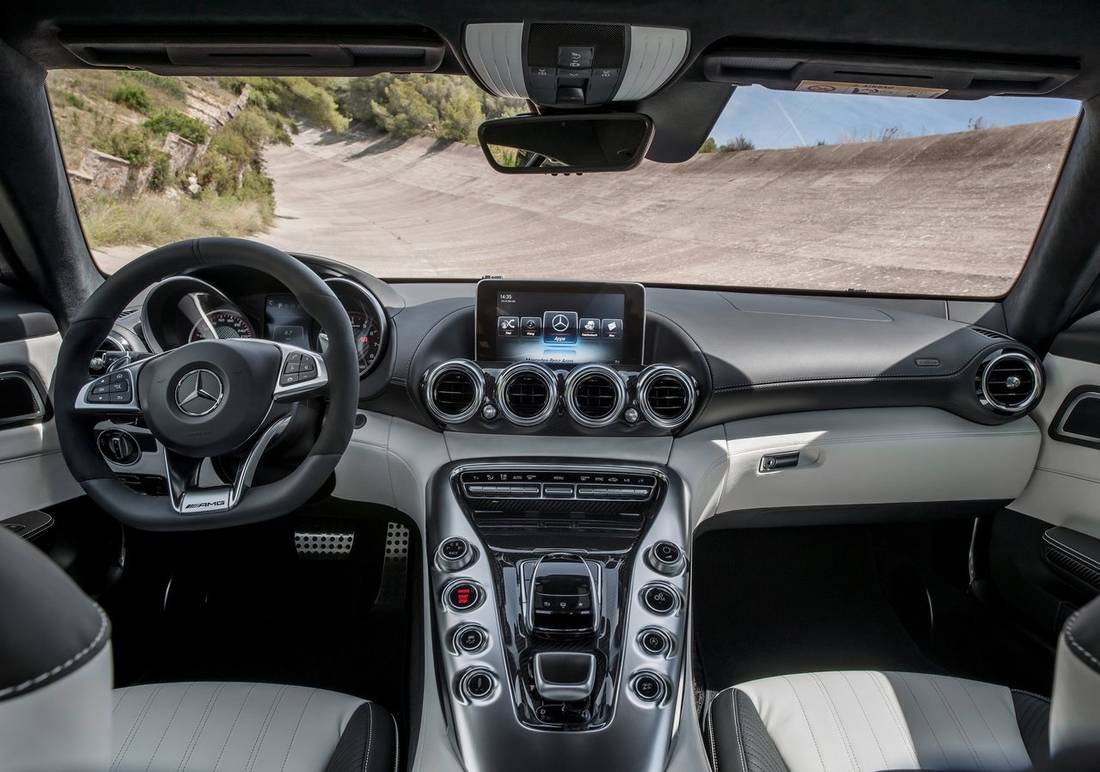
320 278 387 376
189 309 256 342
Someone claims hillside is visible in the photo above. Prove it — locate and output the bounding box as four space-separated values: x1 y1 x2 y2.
100 117 1074 295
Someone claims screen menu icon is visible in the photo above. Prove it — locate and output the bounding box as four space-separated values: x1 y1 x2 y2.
602 318 623 339
497 316 519 336
542 311 578 344
579 318 601 338
520 316 542 338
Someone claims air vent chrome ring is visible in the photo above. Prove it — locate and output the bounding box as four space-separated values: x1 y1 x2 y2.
423 359 485 424
977 351 1043 415
636 365 697 429
564 364 627 428
495 362 558 426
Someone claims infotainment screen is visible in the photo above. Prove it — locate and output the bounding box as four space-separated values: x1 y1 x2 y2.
475 280 645 365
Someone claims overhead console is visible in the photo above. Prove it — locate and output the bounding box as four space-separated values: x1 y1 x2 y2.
420 280 699 434
463 23 689 107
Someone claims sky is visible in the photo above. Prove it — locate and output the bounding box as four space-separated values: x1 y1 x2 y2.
710 84 1081 149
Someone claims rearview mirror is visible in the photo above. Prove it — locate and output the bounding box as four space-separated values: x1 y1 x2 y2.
478 113 654 174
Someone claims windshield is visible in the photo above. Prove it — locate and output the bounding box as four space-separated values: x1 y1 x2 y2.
48 72 1078 296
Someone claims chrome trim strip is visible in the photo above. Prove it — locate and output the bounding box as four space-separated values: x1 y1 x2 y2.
564 363 627 428
978 351 1043 414
1056 391 1100 442
0 371 46 427
423 358 485 424
495 362 558 426
636 364 697 429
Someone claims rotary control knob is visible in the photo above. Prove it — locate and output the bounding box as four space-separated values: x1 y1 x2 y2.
436 537 476 571
641 583 678 615
631 671 667 703
646 541 685 576
459 668 496 701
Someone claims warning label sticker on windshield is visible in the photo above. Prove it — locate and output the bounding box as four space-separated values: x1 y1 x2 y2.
796 81 948 98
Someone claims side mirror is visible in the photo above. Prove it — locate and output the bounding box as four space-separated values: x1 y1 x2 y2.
478 113 654 174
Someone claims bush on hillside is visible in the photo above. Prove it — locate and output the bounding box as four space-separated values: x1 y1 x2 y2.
698 137 718 153
105 126 154 167
111 84 151 114
144 110 210 144
225 77 349 133
720 136 755 152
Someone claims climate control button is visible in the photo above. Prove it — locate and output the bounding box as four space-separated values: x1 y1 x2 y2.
454 624 488 653
647 541 686 575
639 627 672 656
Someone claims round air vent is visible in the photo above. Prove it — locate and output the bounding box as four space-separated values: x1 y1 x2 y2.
976 351 1042 415
423 359 485 424
637 365 697 429
564 364 626 428
495 363 558 426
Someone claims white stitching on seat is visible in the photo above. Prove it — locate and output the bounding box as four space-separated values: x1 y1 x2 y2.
841 672 888 770
179 683 225 772
113 685 163 771
732 690 748 772
390 710 399 772
0 604 109 700
869 673 918 767
244 685 288 772
810 673 860 772
957 679 1013 768
1064 611 1100 670
278 688 316 772
363 702 374 772
782 675 828 772
706 700 721 772
213 683 256 772
928 676 984 770
145 682 193 772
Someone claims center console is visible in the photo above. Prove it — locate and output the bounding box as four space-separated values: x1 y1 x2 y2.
427 460 690 772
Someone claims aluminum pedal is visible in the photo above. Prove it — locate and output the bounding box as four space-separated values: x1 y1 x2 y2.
374 522 410 606
294 530 355 559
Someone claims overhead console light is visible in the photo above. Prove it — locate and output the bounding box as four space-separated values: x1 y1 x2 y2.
701 43 1078 99
463 22 689 108
60 27 446 75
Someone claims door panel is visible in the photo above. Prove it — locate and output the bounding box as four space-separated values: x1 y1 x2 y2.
0 287 81 519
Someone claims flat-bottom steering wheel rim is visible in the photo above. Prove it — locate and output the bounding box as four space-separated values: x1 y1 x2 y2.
54 238 359 530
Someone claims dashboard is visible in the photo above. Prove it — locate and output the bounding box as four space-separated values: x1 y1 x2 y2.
101 254 1047 440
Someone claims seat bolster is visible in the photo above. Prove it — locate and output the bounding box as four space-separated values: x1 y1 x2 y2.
324 701 398 772
1051 594 1100 770
706 687 789 772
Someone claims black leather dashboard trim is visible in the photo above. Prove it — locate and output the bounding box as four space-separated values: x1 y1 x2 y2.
0 283 58 342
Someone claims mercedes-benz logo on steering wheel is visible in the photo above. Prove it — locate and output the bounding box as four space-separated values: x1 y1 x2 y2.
174 368 224 417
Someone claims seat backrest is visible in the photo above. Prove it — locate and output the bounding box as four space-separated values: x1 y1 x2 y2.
1051 592 1100 771
0 527 113 772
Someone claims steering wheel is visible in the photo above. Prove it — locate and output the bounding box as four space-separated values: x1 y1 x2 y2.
54 238 359 530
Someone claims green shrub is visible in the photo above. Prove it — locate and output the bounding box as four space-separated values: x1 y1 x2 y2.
63 92 88 110
104 126 154 167
111 84 151 114
147 152 172 191
698 137 718 153
123 71 187 100
144 110 209 144
439 92 483 143
227 77 348 133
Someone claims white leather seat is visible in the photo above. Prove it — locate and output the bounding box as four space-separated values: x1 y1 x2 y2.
705 671 1049 772
110 681 396 772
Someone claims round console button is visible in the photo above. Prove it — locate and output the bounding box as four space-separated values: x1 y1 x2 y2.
460 668 495 700
445 580 483 611
642 583 678 615
632 672 666 703
640 628 670 656
436 537 476 571
647 541 685 576
654 541 681 564
455 625 487 653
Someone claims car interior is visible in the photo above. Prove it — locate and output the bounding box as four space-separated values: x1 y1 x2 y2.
3 1 1100 771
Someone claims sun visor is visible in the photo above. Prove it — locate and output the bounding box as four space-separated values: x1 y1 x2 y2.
702 43 1078 99
59 27 446 76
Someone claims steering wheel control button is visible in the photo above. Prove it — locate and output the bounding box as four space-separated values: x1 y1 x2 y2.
459 668 496 701
97 429 141 466
85 371 133 405
445 580 484 612
454 624 488 654
436 537 475 571
631 672 667 703
647 541 686 575
641 583 678 615
639 628 672 656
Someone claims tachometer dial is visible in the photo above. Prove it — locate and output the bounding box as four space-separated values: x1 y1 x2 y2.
319 278 387 376
189 309 256 342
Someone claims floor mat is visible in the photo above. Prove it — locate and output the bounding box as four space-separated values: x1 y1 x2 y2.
693 525 940 690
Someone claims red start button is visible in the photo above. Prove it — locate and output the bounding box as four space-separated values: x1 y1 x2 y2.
447 581 481 611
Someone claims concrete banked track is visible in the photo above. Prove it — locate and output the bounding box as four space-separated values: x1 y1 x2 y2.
258 120 1073 295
